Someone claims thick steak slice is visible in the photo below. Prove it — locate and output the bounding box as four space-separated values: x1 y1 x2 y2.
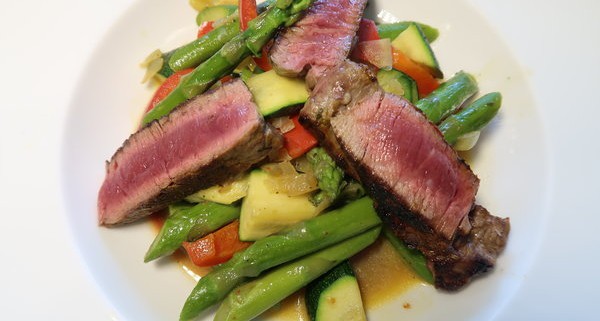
269 0 368 86
301 60 509 290
302 60 478 239
299 61 378 179
333 91 479 240
98 79 282 225
379 203 510 290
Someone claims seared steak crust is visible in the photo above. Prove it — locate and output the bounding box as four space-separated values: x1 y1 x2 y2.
299 61 378 179
98 79 282 225
375 187 510 290
300 60 510 290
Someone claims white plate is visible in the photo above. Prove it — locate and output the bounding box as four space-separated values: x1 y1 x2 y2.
57 0 595 320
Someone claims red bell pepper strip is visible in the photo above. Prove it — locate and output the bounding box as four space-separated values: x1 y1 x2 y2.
182 220 252 267
239 0 273 71
220 74 234 84
283 115 318 159
197 21 214 38
350 19 386 68
356 18 380 42
392 49 439 97
254 47 273 71
239 0 258 30
145 68 194 112
350 38 393 69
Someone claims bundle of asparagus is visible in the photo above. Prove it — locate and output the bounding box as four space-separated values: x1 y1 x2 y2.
143 0 314 125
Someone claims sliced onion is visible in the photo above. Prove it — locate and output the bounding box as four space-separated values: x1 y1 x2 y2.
355 38 393 69
262 161 319 196
269 116 295 134
141 57 163 84
262 161 297 177
140 49 162 67
265 173 319 196
453 131 481 151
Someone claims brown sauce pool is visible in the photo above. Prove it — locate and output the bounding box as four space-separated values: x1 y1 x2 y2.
150 214 425 320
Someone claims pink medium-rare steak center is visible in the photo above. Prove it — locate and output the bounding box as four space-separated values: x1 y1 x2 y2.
331 92 479 239
98 79 282 225
269 0 368 84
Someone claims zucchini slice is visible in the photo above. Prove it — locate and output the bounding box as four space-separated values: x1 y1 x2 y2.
239 169 320 241
196 5 237 26
306 261 367 321
391 22 443 78
185 174 249 205
245 69 310 116
377 69 419 104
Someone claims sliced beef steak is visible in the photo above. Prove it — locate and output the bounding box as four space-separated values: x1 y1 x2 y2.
269 0 368 86
333 91 479 240
303 60 478 240
300 60 509 290
379 203 510 290
98 79 283 225
300 61 378 179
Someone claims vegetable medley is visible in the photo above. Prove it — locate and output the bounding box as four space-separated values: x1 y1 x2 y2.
136 0 502 320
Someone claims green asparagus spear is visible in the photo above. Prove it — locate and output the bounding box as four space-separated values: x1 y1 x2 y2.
377 68 419 104
169 16 242 72
144 201 240 262
165 0 275 73
338 179 366 202
415 71 478 124
179 197 381 321
383 227 434 284
438 92 502 145
143 0 313 125
307 147 345 206
377 21 439 43
213 227 381 321
185 203 241 241
244 5 288 55
176 6 287 99
258 0 276 12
